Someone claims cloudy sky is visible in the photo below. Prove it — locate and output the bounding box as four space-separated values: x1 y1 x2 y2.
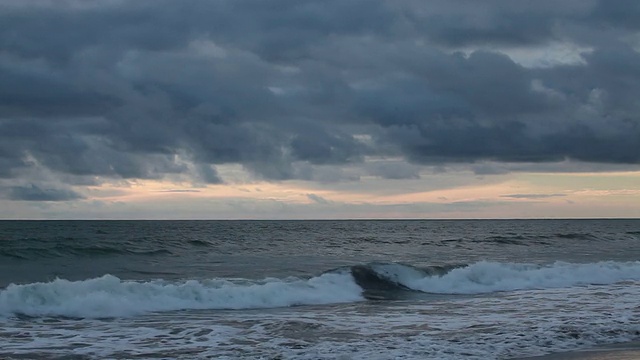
1 0 639 219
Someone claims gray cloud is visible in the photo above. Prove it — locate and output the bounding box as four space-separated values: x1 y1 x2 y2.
157 189 201 193
306 193 331 205
366 160 421 180
404 1 564 47
501 193 566 199
4 184 83 202
1 0 639 197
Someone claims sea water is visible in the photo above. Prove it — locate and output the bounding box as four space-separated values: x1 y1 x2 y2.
1 219 640 359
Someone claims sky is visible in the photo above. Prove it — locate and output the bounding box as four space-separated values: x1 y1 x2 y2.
1 0 639 219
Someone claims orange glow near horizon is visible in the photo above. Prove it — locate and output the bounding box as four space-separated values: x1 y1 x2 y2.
68 170 640 219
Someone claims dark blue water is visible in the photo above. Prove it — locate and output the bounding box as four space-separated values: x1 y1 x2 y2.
1 219 640 359
2 219 639 287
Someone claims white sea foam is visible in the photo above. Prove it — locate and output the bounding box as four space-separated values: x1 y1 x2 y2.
0 273 364 318
381 261 640 294
4 261 640 319
3 282 640 359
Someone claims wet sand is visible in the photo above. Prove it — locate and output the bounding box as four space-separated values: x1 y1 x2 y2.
517 342 640 360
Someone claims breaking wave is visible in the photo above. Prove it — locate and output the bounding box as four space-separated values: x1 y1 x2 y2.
370 261 640 294
0 273 363 318
2 261 640 318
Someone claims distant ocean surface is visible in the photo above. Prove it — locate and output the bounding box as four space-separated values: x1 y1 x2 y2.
2 219 640 359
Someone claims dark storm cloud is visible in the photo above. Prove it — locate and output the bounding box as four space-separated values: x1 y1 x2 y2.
366 161 421 180
289 124 362 165
1 0 639 195
0 65 116 117
196 164 223 184
4 184 83 201
404 0 566 47
588 0 640 30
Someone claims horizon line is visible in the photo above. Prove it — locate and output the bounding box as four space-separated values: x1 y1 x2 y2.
1 217 639 221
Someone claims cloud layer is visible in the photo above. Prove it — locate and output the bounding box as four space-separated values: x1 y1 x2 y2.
1 0 639 201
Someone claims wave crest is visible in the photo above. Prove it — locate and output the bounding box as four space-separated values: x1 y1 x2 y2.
3 261 640 318
380 261 640 294
0 273 363 318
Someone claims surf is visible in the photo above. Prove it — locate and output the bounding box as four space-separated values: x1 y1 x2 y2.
2 260 640 318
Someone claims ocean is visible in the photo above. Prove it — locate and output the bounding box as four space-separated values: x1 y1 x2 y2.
1 219 640 359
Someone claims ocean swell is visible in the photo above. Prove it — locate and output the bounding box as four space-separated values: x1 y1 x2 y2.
0 273 363 318
3 260 640 318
